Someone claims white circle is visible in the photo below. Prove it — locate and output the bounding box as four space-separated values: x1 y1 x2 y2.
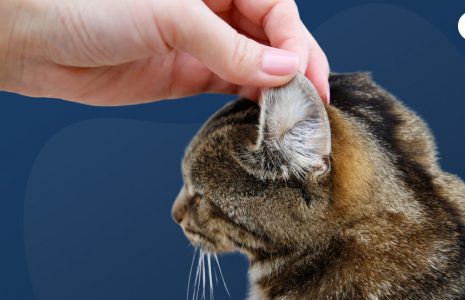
459 13 465 39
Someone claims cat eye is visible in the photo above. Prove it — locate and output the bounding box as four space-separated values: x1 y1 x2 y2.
191 193 202 206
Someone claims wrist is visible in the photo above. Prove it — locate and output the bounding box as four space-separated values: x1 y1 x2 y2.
0 0 49 94
0 0 18 91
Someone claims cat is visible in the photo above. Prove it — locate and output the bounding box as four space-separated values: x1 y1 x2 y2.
172 72 465 299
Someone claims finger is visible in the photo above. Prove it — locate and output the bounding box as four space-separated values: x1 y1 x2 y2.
202 0 233 13
237 86 261 100
229 9 268 41
303 29 330 104
165 1 299 87
41 52 259 105
236 29 270 47
233 0 309 72
223 0 330 100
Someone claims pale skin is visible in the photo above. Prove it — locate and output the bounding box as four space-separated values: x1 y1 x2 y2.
0 0 330 106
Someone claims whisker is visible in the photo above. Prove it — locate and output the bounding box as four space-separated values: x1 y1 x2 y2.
207 253 213 300
202 252 206 300
195 249 205 300
214 254 231 298
187 247 198 300
193 250 202 300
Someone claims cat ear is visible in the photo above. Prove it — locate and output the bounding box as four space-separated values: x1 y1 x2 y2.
239 73 331 180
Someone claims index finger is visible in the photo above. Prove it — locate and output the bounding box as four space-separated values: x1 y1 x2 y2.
233 0 309 72
234 0 330 102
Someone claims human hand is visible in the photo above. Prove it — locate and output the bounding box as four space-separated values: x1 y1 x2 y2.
0 0 330 106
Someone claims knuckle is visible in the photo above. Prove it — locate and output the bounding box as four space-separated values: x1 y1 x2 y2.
230 34 254 69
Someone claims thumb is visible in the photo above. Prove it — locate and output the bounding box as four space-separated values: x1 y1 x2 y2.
167 2 300 87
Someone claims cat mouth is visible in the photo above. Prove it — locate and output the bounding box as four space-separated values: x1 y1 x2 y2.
184 228 235 253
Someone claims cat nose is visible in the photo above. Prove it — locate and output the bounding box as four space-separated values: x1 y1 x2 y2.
172 207 185 224
171 186 189 224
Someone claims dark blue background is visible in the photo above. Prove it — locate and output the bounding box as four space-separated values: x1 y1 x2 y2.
1 1 464 299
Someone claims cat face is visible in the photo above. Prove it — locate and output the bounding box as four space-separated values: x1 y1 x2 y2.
172 74 333 259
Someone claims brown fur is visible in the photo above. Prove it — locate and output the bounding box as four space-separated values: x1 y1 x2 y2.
172 73 465 299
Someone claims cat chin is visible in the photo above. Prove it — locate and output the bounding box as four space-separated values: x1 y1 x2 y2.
184 230 235 253
210 243 236 253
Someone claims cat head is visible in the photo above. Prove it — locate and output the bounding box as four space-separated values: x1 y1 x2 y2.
172 73 336 259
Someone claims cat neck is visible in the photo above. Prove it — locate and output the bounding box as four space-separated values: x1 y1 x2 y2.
247 236 345 299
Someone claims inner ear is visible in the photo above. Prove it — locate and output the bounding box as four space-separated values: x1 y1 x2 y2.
238 73 331 180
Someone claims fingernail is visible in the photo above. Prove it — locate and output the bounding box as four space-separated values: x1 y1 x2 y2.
262 49 299 76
